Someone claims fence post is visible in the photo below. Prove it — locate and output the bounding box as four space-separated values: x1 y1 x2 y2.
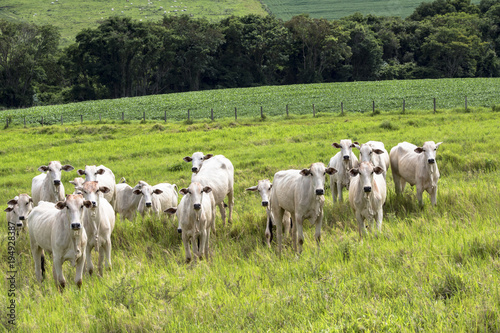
373 100 375 114
433 98 436 114
99 114 102 122
164 110 167 122
80 115 83 123
313 104 315 117
286 104 289 117
61 115 63 126
403 99 406 114
465 96 468 111
6 118 9 128
341 102 344 115
235 107 237 120
261 106 263 119
143 111 145 122
24 116 26 128
211 108 214 121
188 109 190 121
122 112 124 121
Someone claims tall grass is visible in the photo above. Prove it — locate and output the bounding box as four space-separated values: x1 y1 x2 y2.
0 108 499 331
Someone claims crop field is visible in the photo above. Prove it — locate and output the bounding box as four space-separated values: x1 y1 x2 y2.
4 78 500 127
0 94 499 331
0 0 267 46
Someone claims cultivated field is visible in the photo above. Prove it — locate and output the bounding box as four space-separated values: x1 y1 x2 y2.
0 93 499 331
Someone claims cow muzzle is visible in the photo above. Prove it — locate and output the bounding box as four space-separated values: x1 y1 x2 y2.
315 189 324 195
54 180 61 186
146 202 152 208
343 155 350 161
364 186 372 193
16 222 23 228
71 223 81 230
428 158 435 164
191 167 199 173
261 201 269 207
92 201 97 207
177 228 182 234
194 203 201 210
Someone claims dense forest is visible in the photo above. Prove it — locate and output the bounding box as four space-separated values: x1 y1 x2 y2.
1 0 500 108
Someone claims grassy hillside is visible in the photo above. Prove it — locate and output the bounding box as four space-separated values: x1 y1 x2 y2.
0 105 499 330
4 78 500 126
0 0 267 46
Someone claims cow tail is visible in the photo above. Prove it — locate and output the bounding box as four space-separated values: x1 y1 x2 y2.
41 254 46 278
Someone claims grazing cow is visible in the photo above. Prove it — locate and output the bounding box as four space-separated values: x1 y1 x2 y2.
390 141 443 206
115 180 143 221
270 163 337 256
354 141 390 178
76 181 115 276
28 195 91 289
69 177 85 194
5 194 33 230
32 161 74 206
77 165 116 209
165 182 215 262
328 140 359 202
348 162 387 240
183 152 234 227
245 179 292 247
134 181 178 219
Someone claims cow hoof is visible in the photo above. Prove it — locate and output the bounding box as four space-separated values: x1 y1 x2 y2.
89 269 93 276
185 258 191 264
76 280 82 288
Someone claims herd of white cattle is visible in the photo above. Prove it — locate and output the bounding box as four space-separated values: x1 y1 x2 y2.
5 140 442 290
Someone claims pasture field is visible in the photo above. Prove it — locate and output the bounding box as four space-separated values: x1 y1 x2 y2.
4 78 500 127
0 105 499 331
0 0 267 46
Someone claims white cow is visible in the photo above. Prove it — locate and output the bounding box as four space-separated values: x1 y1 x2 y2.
28 195 91 289
134 181 178 219
245 179 292 247
165 182 215 262
354 141 390 178
328 140 359 202
69 177 85 194
76 181 115 276
390 141 443 206
32 161 74 206
77 165 116 209
115 181 143 221
183 152 234 227
348 162 387 240
5 194 33 229
270 163 337 256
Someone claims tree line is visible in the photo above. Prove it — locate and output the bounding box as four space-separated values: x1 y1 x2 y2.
1 0 500 109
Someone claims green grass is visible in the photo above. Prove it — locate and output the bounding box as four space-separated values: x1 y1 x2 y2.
0 0 267 46
0 105 499 331
4 78 500 127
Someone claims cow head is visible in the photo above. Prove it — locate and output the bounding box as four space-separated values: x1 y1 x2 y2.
300 163 337 195
55 194 92 231
133 181 163 209
246 179 272 207
38 161 74 188
183 152 214 174
76 181 110 209
5 194 33 228
69 177 85 194
355 142 385 164
77 165 106 182
414 141 442 165
349 162 384 194
332 139 356 163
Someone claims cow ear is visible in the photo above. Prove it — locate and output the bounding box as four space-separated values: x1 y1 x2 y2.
332 142 341 148
62 165 74 172
183 156 193 163
153 189 163 195
354 143 361 150
436 142 443 149
69 180 77 186
55 201 66 210
133 189 142 195
179 188 189 195
245 186 258 192
300 168 311 176
29 197 33 203
373 166 384 175
164 207 177 215
414 147 424 154
7 199 17 206
203 154 214 160
373 149 384 155
349 168 360 177
96 168 105 175
38 165 49 172
99 187 111 194
350 142 357 148
203 186 212 193
4 207 13 212
269 183 272 189
83 200 92 208
77 169 86 176
326 167 337 175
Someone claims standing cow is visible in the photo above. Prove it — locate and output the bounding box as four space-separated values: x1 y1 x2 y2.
115 180 143 221
76 181 115 276
348 162 387 240
183 152 234 227
270 163 336 256
165 182 216 262
28 195 91 290
245 179 292 247
354 141 390 178
32 161 74 206
77 165 117 209
328 140 359 202
5 194 33 230
390 141 442 206
134 181 178 219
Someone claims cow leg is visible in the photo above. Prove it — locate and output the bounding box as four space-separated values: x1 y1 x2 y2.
356 211 365 241
337 181 343 202
227 190 234 224
375 208 383 236
199 229 207 260
52 256 66 291
273 207 285 257
75 252 86 288
314 211 323 248
392 171 402 195
284 211 292 239
429 186 438 206
31 245 44 282
416 185 424 207
105 238 113 271
183 233 192 263
86 244 94 276
217 202 226 227
295 216 305 254
205 228 211 260
331 178 337 203
265 212 272 247
98 246 105 277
